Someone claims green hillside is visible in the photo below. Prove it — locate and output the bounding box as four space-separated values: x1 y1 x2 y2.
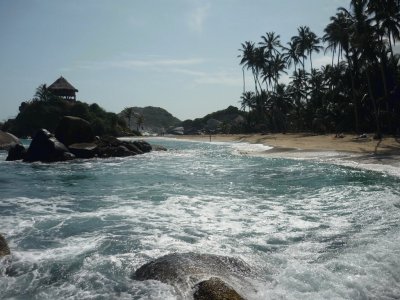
120 106 181 134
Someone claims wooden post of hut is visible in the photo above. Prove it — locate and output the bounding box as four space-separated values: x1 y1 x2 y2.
48 76 78 101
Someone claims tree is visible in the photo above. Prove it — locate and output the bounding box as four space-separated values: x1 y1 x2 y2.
34 84 53 102
283 41 304 72
239 91 256 112
239 41 259 95
259 32 282 57
271 53 287 91
368 0 400 60
122 107 135 129
291 26 310 72
136 113 145 131
306 29 323 70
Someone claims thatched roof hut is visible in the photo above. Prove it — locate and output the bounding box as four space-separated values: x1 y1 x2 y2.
48 76 78 101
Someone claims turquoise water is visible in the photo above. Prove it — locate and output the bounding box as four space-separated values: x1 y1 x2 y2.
0 138 400 299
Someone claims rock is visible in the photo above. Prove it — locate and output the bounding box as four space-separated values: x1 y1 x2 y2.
131 140 152 153
6 143 27 161
68 143 97 159
193 277 245 300
133 253 250 298
24 129 75 162
96 135 121 147
0 131 20 150
0 234 10 257
93 137 153 157
122 142 143 154
55 116 95 146
152 145 167 151
114 145 135 157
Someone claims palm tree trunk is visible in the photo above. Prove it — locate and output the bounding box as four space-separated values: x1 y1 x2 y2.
366 71 381 138
242 68 246 93
252 69 259 96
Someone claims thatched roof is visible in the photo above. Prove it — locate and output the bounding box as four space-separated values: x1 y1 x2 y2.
48 76 78 92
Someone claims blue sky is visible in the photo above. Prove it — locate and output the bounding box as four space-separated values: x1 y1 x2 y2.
0 0 350 122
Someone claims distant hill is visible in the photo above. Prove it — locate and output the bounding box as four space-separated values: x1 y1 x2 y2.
179 106 247 134
119 106 181 134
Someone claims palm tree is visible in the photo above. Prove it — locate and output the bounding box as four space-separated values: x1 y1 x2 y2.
283 41 304 72
307 30 323 70
259 32 282 57
323 12 350 66
368 0 400 60
238 41 254 93
239 91 256 112
253 47 266 94
34 84 53 102
239 41 260 95
271 53 288 91
288 69 308 130
261 61 274 92
291 26 311 71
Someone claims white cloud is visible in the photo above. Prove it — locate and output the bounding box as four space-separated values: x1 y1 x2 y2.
73 56 240 87
187 3 210 33
77 57 205 71
172 68 241 87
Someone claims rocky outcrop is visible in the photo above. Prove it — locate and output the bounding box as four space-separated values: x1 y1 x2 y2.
193 277 245 300
6 143 27 161
0 131 20 150
133 253 249 299
92 136 154 158
24 129 75 162
68 143 97 159
5 131 155 162
0 234 10 257
55 116 95 146
5 115 159 162
131 140 152 153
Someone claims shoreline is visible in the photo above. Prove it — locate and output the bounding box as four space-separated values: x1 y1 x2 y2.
171 133 400 170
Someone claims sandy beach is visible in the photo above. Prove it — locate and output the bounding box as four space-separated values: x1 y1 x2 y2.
173 133 400 169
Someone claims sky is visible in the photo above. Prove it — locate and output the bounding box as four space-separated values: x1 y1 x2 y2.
0 0 352 122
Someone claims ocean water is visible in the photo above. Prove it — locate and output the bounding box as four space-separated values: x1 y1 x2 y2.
0 138 400 299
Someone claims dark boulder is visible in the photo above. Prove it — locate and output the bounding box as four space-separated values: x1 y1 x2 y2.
133 253 250 299
6 143 27 161
0 131 20 150
68 143 97 159
114 145 135 157
131 140 152 153
122 142 143 154
24 129 75 162
93 136 153 157
0 234 10 257
194 277 245 300
96 135 121 147
152 144 167 151
55 116 95 147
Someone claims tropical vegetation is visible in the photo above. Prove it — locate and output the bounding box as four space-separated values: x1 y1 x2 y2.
2 84 133 137
238 0 400 137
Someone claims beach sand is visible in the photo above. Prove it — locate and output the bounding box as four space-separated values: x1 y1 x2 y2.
173 133 400 169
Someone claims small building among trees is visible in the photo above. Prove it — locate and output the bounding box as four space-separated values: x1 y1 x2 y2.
48 76 78 101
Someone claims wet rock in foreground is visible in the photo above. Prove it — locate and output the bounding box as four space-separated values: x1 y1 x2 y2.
0 234 10 257
193 277 245 300
133 253 249 299
23 129 75 163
